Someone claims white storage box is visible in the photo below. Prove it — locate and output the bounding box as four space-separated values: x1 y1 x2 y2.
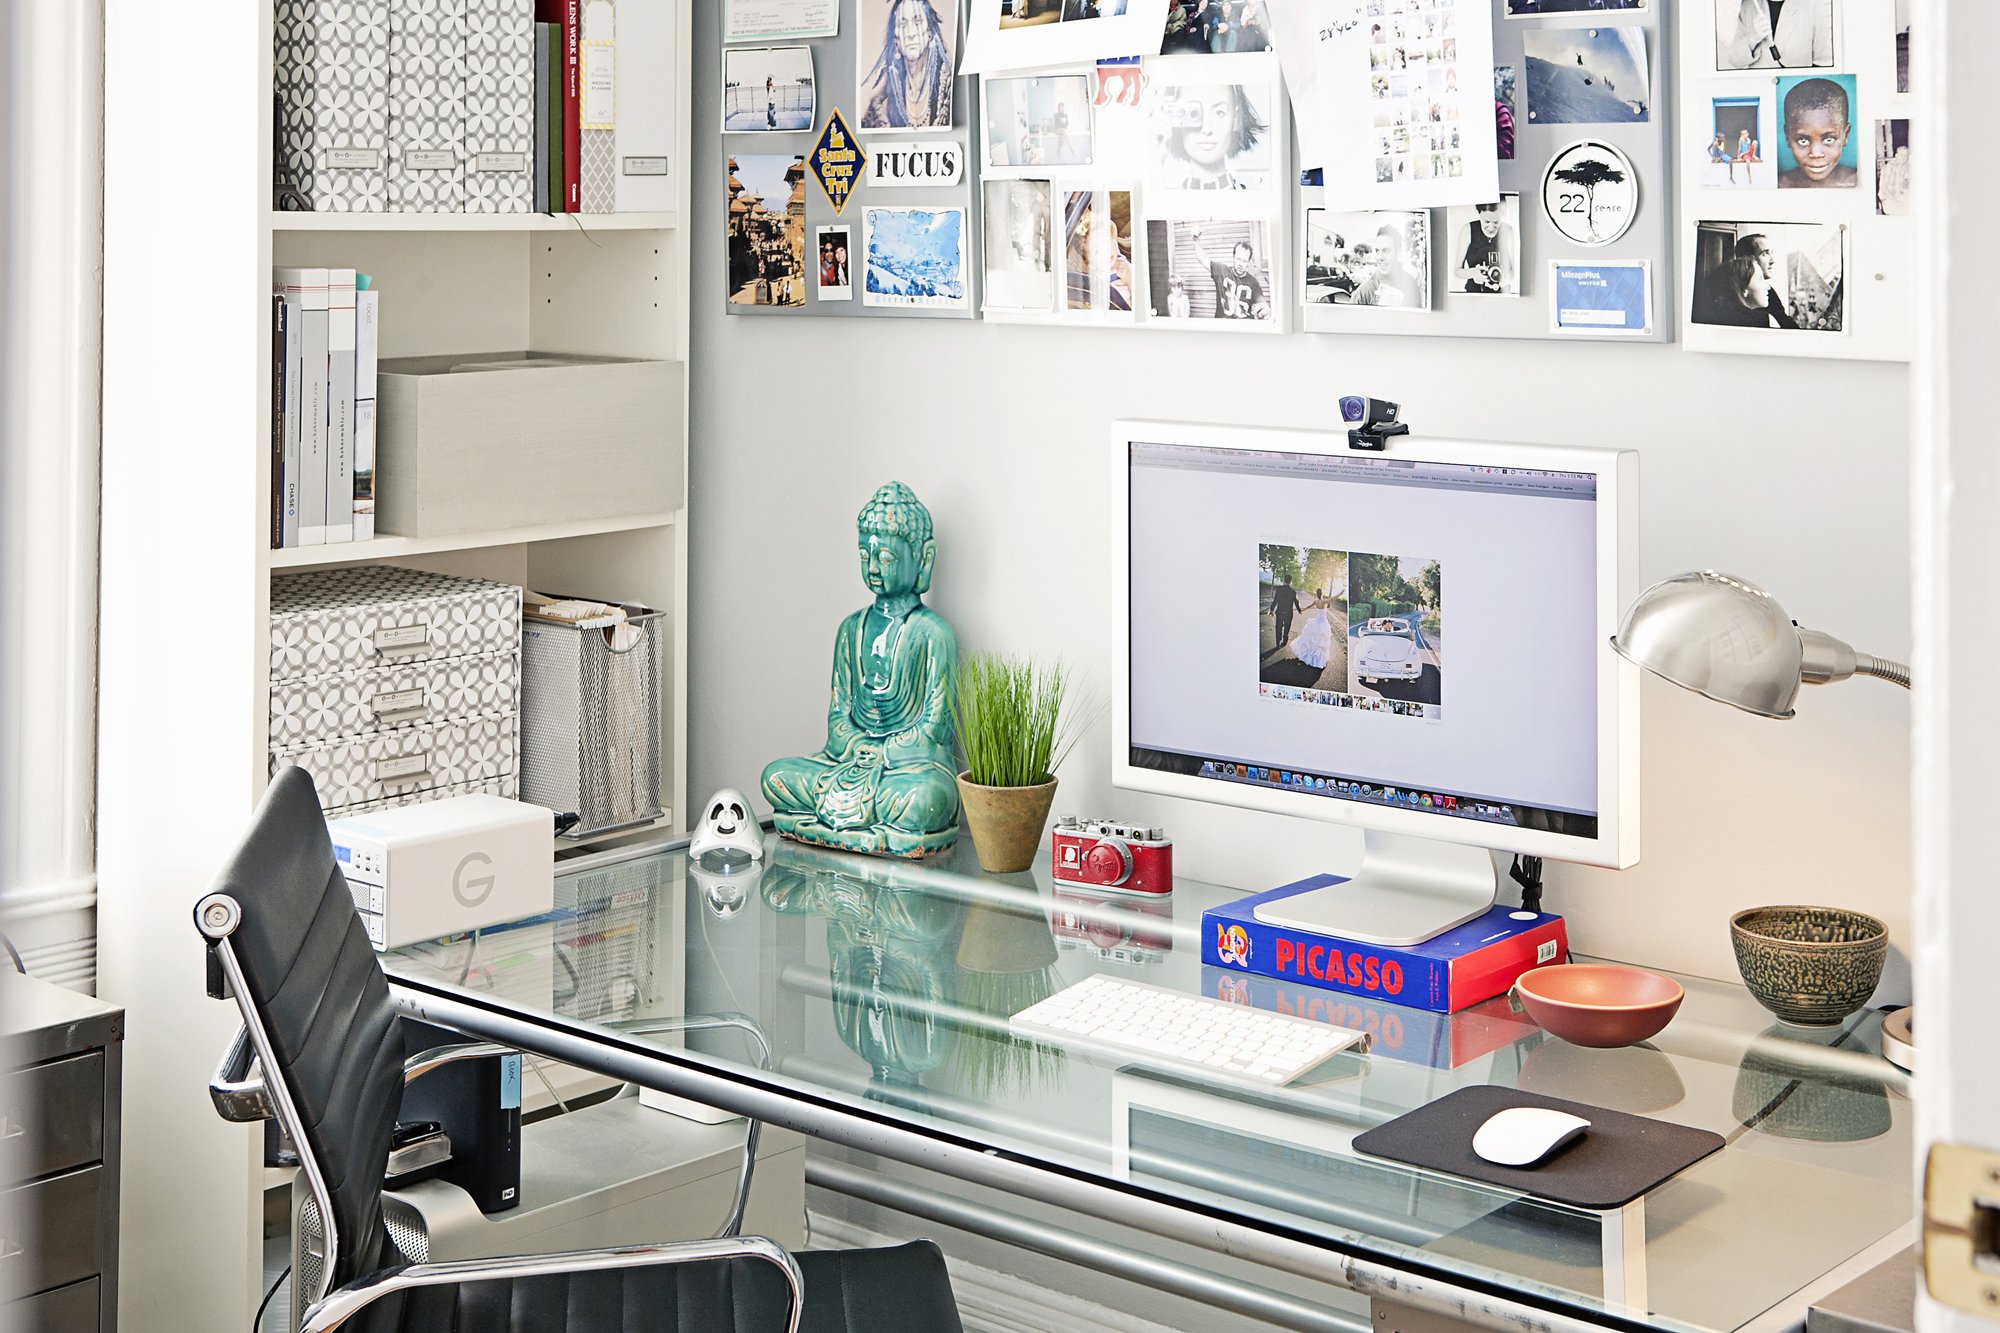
520 606 666 838
375 352 685 537
272 712 519 811
270 566 521 680
269 653 519 748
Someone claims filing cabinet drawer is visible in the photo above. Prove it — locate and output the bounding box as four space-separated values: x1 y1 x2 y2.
1 1168 104 1303
0 1054 103 1185
268 652 520 748
8 1277 99 1333
270 566 520 681
272 712 518 810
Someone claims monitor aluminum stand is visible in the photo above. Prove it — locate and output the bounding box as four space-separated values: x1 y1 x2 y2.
1250 829 1500 947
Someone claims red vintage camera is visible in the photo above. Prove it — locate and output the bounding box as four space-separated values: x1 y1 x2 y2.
1050 817 1173 895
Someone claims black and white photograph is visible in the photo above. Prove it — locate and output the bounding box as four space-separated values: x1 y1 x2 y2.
1523 27 1650 126
1495 65 1516 160
1876 119 1911 216
1162 0 1272 54
983 74 1094 167
982 180 1054 311
862 206 969 309
1347 553 1444 708
1064 190 1136 313
1506 0 1645 12
1147 77 1276 191
1715 0 1835 71
1302 209 1430 309
815 226 853 302
1000 0 1126 26
1257 546 1350 695
722 47 817 133
1062 0 1130 19
1444 196 1520 295
859 0 957 130
1146 219 1273 321
1896 0 1911 93
1691 221 1846 332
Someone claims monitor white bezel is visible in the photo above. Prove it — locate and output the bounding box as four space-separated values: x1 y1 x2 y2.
1111 419 1640 870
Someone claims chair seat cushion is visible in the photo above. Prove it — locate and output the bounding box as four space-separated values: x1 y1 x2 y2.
340 1240 964 1333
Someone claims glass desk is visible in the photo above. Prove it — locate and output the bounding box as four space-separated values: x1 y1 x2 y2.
381 834 1914 1333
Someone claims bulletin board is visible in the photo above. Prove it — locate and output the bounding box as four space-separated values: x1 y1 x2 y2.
1677 0 1912 361
1300 0 1674 345
723 0 981 320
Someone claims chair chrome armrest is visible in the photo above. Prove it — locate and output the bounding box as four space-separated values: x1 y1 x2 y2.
300 1234 805 1333
209 1026 275 1124
403 1040 521 1085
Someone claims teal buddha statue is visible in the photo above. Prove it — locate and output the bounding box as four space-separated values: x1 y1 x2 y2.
761 482 960 858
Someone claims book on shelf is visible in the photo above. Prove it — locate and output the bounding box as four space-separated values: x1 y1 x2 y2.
467 0 536 214
271 294 290 549
614 0 674 213
327 269 357 544
538 0 581 212
533 22 552 213
274 267 331 546
578 0 616 212
355 283 380 540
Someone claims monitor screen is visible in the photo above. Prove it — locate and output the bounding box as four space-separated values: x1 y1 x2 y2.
1124 431 1620 849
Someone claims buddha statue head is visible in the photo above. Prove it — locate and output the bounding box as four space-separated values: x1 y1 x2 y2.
857 482 937 602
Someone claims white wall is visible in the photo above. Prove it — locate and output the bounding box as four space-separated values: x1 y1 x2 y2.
688 15 1914 991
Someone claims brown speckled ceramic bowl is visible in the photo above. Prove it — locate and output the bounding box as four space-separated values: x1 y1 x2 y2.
1513 964 1684 1048
1729 906 1887 1027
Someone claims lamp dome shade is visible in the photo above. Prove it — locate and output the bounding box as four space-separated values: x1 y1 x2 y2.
1610 571 1802 719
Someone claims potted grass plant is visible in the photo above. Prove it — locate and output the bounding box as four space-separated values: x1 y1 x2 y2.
952 654 1080 873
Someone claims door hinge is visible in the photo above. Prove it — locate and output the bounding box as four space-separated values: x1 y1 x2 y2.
1925 1142 2000 1318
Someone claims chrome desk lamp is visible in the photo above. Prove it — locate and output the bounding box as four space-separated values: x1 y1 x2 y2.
1609 570 1916 1070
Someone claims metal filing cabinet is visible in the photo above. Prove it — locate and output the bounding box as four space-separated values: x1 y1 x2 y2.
2 972 124 1333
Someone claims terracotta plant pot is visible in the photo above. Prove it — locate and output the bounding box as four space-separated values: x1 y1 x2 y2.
956 774 1057 874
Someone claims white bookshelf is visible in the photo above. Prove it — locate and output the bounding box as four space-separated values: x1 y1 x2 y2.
99 4 694 1328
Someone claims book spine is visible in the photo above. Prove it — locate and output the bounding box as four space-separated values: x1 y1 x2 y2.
577 0 614 212
310 0 390 210
291 269 331 546
326 269 356 543
466 0 536 214
1447 919 1567 1012
271 294 287 548
1201 917 1452 1012
532 22 550 212
279 287 303 547
354 288 379 541
560 0 580 211
612 0 672 213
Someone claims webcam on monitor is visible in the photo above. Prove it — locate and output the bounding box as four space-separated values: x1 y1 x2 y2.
1340 395 1409 451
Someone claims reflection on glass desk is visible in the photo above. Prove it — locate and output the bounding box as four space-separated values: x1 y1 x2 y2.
381 835 1914 1333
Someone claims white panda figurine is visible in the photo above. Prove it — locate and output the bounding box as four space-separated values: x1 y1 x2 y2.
690 787 764 864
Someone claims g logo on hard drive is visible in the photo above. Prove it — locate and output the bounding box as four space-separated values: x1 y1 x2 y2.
453 851 496 907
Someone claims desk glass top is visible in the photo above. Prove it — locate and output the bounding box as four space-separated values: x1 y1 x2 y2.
382 836 1913 1333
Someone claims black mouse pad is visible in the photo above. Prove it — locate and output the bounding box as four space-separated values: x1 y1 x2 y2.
1351 1085 1724 1210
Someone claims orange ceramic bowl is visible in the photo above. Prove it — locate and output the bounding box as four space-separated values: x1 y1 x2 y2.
1513 964 1685 1048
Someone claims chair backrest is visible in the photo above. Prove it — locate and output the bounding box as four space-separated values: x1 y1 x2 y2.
197 765 404 1297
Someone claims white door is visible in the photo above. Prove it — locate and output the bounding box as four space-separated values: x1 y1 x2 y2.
1915 2 2000 1329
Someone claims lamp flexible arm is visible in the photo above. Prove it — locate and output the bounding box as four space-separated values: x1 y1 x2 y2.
1855 655 1912 689
1799 628 1911 690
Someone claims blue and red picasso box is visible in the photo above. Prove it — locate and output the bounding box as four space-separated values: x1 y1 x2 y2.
1201 874 1568 1014
1198 967 1544 1069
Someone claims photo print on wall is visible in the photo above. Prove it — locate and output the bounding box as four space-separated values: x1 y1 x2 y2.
1444 196 1520 295
858 0 958 130
1063 190 1137 314
1876 119 1911 216
1162 0 1273 54
984 73 1095 167
1691 220 1846 332
816 225 854 301
722 46 817 132
727 155 808 308
1523 27 1650 126
1147 74 1277 193
863 206 969 309
1714 0 1835 71
1303 209 1431 310
982 179 1055 311
1147 219 1274 322
1700 84 1775 189
1776 73 1859 188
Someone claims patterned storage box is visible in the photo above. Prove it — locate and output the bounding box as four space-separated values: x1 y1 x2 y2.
269 652 519 748
271 712 518 810
329 774 517 819
270 566 521 680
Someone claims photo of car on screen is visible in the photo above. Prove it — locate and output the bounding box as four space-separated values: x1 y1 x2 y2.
1347 552 1442 709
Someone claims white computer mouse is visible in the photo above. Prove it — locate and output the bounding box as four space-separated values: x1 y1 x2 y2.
1471 1106 1591 1167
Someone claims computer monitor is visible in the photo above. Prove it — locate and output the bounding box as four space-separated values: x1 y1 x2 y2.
1113 420 1639 946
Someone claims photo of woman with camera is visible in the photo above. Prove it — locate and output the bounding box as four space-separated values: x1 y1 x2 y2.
1149 80 1272 191
861 0 956 131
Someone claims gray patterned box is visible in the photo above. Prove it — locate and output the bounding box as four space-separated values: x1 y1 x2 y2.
271 711 519 810
268 651 520 747
387 0 468 211
274 0 391 211
330 774 517 818
465 0 535 214
269 566 521 680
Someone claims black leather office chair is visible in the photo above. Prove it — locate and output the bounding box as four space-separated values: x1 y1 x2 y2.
196 766 965 1333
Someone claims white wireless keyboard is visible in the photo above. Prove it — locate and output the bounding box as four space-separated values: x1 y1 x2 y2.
1009 973 1371 1086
